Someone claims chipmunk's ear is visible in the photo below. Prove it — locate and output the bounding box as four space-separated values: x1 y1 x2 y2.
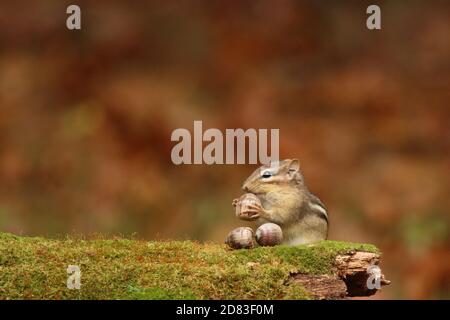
288 159 300 172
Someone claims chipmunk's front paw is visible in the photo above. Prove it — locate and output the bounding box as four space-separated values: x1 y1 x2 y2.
232 198 239 208
243 203 262 219
234 193 262 221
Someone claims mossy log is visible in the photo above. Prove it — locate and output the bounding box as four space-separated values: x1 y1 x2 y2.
0 233 389 300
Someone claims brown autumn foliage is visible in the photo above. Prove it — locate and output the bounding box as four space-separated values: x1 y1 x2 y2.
0 1 449 299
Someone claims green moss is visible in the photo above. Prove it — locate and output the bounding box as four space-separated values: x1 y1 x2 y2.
0 232 378 300
127 286 197 300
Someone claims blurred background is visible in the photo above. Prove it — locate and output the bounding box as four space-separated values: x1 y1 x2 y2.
0 0 449 299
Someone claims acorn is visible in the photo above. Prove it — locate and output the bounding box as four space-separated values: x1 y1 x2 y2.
235 193 261 221
225 227 254 249
255 223 283 246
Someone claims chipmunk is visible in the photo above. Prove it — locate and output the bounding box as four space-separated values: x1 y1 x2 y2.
232 159 328 245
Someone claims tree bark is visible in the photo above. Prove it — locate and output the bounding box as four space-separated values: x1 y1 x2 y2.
289 251 390 299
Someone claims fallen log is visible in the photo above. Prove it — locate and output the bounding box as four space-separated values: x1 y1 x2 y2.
0 232 389 299
289 251 390 299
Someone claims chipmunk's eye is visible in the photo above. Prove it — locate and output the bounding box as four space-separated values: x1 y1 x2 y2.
262 171 272 178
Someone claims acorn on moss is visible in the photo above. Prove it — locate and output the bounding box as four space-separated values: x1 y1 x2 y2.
225 227 254 249
255 223 283 246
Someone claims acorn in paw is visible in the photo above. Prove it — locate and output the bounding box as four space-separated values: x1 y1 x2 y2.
232 193 262 221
